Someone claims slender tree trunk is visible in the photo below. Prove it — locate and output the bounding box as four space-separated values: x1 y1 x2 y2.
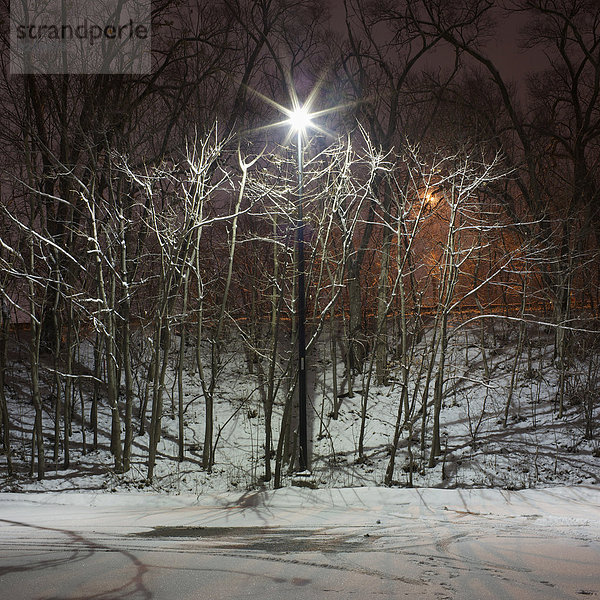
202 385 214 470
428 326 447 466
119 205 134 472
274 385 295 488
77 341 86 456
53 309 62 463
30 316 45 480
330 314 340 420
91 331 102 450
121 314 134 471
428 198 459 467
420 321 439 453
556 260 572 418
177 272 190 462
63 305 74 470
106 322 123 473
504 279 527 426
385 277 410 485
375 228 392 384
148 318 170 480
347 259 363 371
0 302 12 475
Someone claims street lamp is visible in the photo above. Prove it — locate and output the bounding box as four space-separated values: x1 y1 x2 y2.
288 105 312 473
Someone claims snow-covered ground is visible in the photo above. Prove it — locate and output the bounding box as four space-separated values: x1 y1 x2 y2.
1 322 598 495
1 324 599 598
3 485 599 531
1 486 599 599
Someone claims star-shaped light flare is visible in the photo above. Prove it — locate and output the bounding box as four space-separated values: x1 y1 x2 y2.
242 75 350 144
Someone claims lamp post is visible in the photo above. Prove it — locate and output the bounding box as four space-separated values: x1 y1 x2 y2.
288 106 311 472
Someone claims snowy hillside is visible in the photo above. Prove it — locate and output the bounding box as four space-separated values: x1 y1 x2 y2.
1 320 598 496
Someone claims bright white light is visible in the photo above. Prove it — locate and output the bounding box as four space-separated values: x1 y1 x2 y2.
288 106 312 133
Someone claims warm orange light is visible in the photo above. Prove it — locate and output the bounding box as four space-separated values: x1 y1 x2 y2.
421 190 440 207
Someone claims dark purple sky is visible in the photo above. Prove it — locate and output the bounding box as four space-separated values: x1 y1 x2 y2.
327 1 546 89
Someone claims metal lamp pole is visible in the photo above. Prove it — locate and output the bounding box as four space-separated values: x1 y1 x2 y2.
296 128 308 472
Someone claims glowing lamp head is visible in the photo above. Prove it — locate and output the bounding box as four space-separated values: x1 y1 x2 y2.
288 105 312 133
